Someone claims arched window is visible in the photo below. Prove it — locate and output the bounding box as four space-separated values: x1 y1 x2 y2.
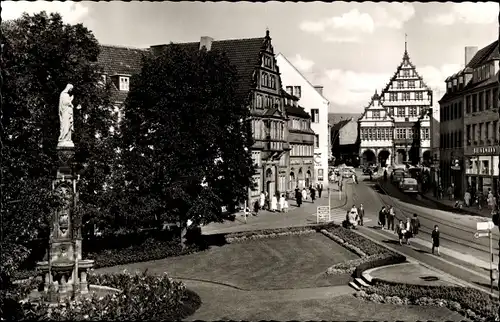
263 73 269 87
270 75 276 89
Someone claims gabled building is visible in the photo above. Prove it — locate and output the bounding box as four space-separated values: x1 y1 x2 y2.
283 90 315 190
358 91 395 167
359 41 433 167
99 31 295 205
275 53 331 187
328 113 362 166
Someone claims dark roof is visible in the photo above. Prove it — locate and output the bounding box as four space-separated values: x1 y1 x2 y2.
328 113 362 125
467 40 498 68
152 37 266 101
331 119 351 131
285 105 310 118
98 45 149 102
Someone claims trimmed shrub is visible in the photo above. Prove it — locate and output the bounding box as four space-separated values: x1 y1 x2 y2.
225 223 336 242
359 281 499 321
324 226 388 256
353 254 406 278
1 271 201 321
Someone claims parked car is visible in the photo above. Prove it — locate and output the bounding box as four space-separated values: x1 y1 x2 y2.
391 169 406 184
342 169 353 178
399 177 418 193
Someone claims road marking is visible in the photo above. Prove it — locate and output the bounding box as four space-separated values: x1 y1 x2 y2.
368 227 490 282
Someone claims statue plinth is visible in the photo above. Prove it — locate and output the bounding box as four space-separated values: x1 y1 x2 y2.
34 144 94 303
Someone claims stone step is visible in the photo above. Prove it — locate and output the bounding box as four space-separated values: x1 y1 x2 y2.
361 272 373 284
348 281 361 291
355 277 370 288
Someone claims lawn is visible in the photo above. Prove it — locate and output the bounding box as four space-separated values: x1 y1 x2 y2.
185 281 466 321
96 233 358 290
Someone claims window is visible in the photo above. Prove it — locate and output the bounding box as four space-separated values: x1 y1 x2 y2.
314 134 319 148
465 95 471 113
397 81 404 88
423 128 430 140
397 107 405 117
256 94 263 108
486 122 491 142
274 98 280 109
294 86 301 98
119 76 129 91
264 56 272 68
478 91 484 111
372 111 380 119
408 81 415 88
466 125 471 145
270 75 276 89
409 107 417 117
403 70 410 77
403 92 410 101
389 93 397 101
376 128 381 140
493 88 499 109
493 121 499 143
485 90 491 109
286 86 293 95
415 92 423 100
472 94 477 112
396 128 405 139
263 73 269 87
311 109 319 123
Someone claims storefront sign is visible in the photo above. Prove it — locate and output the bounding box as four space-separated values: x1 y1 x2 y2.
472 147 498 155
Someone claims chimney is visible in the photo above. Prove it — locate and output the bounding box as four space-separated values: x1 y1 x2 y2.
200 36 213 51
314 85 324 95
465 46 478 66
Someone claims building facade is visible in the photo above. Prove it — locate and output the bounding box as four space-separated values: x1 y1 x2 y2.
359 44 433 167
359 91 395 167
283 90 315 190
329 113 362 166
275 53 331 187
462 41 499 197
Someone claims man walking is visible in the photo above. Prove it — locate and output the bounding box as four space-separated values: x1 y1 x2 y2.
357 203 365 226
317 183 323 198
295 187 302 207
387 205 395 232
310 185 316 203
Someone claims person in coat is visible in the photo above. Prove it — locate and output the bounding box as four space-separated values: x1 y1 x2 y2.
310 185 316 202
317 183 323 198
397 220 406 246
378 206 387 229
431 225 440 255
405 217 412 245
270 194 278 212
259 192 265 210
295 187 302 207
464 191 471 207
279 194 285 212
357 203 365 226
302 188 308 202
410 213 420 236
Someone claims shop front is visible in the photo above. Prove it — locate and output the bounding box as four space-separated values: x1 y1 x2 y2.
464 146 499 197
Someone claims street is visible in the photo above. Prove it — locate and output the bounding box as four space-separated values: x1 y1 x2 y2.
343 172 499 295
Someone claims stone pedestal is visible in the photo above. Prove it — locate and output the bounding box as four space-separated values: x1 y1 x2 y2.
35 144 94 303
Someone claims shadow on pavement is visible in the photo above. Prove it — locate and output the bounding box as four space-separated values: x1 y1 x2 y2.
369 183 387 195
473 281 499 292
381 239 401 246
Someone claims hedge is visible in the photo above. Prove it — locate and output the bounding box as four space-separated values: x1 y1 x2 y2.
224 223 337 242
358 281 499 322
1 271 201 321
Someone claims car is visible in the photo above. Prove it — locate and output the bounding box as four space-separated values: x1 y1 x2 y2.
391 169 406 183
342 169 353 178
399 177 418 193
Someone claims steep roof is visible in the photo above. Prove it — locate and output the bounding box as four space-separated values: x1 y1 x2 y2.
153 37 266 101
381 50 431 94
328 113 362 125
285 104 310 118
331 119 351 131
98 45 149 102
467 40 498 68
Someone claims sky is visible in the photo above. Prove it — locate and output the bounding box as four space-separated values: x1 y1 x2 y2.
2 1 498 114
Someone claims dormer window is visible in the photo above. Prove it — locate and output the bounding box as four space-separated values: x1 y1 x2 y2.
119 76 129 91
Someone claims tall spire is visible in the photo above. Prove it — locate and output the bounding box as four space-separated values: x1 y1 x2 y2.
404 33 408 53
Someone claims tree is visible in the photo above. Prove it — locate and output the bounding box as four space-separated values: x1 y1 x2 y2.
115 44 255 242
1 12 114 283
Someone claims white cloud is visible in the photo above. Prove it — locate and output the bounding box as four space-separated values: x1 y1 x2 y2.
373 3 415 29
1 1 89 24
322 36 361 43
424 2 498 25
299 9 374 34
417 64 462 91
291 54 315 72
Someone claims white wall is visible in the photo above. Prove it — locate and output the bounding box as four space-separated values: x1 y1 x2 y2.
276 53 330 187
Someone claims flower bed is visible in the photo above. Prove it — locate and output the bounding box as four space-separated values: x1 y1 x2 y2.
224 223 336 243
1 271 201 321
355 281 499 322
321 227 405 277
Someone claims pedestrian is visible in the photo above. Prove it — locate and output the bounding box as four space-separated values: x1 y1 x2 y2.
279 194 285 212
271 194 278 212
318 183 323 198
431 225 440 255
487 189 495 210
253 199 260 216
464 190 471 207
310 185 316 202
447 185 454 201
378 206 386 229
302 187 308 203
410 213 420 236
265 191 270 210
387 206 395 232
405 217 412 245
347 206 359 229
259 191 265 210
295 187 302 207
358 203 365 226
438 184 443 200
283 198 289 213
397 220 406 246
384 169 388 182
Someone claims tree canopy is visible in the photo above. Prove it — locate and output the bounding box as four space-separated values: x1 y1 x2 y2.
1 12 115 279
113 44 255 230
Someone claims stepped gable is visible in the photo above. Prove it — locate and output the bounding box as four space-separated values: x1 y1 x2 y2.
359 89 393 121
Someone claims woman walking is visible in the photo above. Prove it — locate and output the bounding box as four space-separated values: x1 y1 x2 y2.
378 206 387 229
410 213 420 236
397 220 406 246
271 194 278 212
431 225 440 255
279 194 285 212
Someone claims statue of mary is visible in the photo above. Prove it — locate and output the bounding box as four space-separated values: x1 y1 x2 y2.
58 84 81 147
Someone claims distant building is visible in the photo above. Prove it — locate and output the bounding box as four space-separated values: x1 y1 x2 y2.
328 113 362 166
283 90 315 190
359 41 433 167
276 53 331 187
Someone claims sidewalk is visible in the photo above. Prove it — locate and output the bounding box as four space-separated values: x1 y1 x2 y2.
421 192 495 219
201 186 350 235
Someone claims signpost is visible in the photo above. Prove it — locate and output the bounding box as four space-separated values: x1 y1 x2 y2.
475 221 496 294
316 206 331 224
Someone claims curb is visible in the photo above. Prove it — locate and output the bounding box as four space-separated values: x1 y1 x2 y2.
419 193 491 218
352 228 496 296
